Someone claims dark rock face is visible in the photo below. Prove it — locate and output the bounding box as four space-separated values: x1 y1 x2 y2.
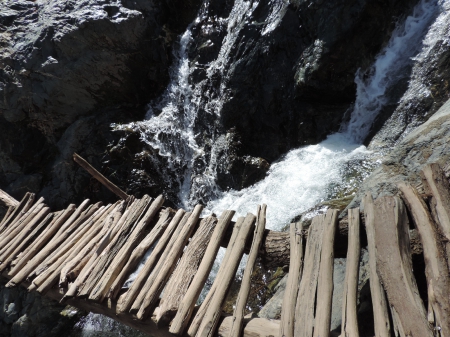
0 0 201 208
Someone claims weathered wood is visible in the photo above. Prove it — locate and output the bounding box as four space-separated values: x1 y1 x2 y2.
7 205 76 280
341 208 360 337
89 196 164 302
421 163 450 271
398 182 450 335
218 316 279 337
313 209 337 337
186 216 246 337
78 196 151 298
195 213 256 337
0 212 53 272
108 207 174 300
169 210 235 336
0 189 18 208
294 214 324 337
373 196 432 337
0 206 14 228
279 222 305 337
0 192 34 234
135 205 204 320
73 152 129 200
116 209 187 314
229 205 266 337
363 193 392 337
156 215 217 325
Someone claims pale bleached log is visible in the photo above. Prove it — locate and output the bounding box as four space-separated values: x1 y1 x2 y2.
89 196 165 302
279 221 305 337
398 182 450 335
169 210 235 336
294 215 324 337
135 205 204 320
229 205 266 337
186 216 245 337
218 317 279 337
362 193 391 337
7 205 76 280
0 192 34 234
0 189 18 208
372 196 432 337
341 208 360 337
108 207 174 300
156 215 218 325
313 209 338 337
0 206 14 229
78 196 151 298
195 213 256 337
116 209 187 314
0 212 53 272
62 205 124 301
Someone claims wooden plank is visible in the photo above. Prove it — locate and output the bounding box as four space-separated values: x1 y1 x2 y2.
116 209 187 314
89 195 165 302
341 208 360 337
134 205 204 320
73 152 129 200
294 215 324 337
279 221 305 337
169 210 235 336
313 209 338 337
195 213 256 337
0 189 18 208
156 215 218 326
421 163 450 270
229 205 266 337
7 205 76 279
187 216 246 337
372 196 432 337
78 196 151 298
398 182 450 335
362 193 392 337
0 192 34 234
108 207 175 300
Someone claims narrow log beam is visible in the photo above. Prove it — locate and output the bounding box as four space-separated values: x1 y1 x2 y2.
73 153 129 200
0 190 18 208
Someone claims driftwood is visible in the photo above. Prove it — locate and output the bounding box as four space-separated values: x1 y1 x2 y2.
108 207 175 300
0 193 34 234
135 205 204 319
0 206 14 229
116 209 188 314
156 215 218 325
195 213 256 337
279 222 305 337
73 153 129 200
362 193 391 337
313 209 337 337
0 190 18 209
169 210 235 336
229 205 266 337
371 196 432 337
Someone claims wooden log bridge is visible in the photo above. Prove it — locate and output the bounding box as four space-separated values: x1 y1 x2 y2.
1 160 450 337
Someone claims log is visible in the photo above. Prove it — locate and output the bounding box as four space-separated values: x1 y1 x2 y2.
116 209 187 314
0 206 14 228
398 182 450 335
229 205 266 337
89 196 164 302
135 205 204 320
186 216 246 337
294 215 324 337
78 196 151 298
156 215 218 326
0 192 34 234
218 316 279 337
7 205 76 280
73 153 129 200
313 209 338 337
341 208 360 337
0 189 18 208
421 163 450 270
108 207 175 300
372 196 432 337
279 222 305 337
169 210 235 336
195 213 256 337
